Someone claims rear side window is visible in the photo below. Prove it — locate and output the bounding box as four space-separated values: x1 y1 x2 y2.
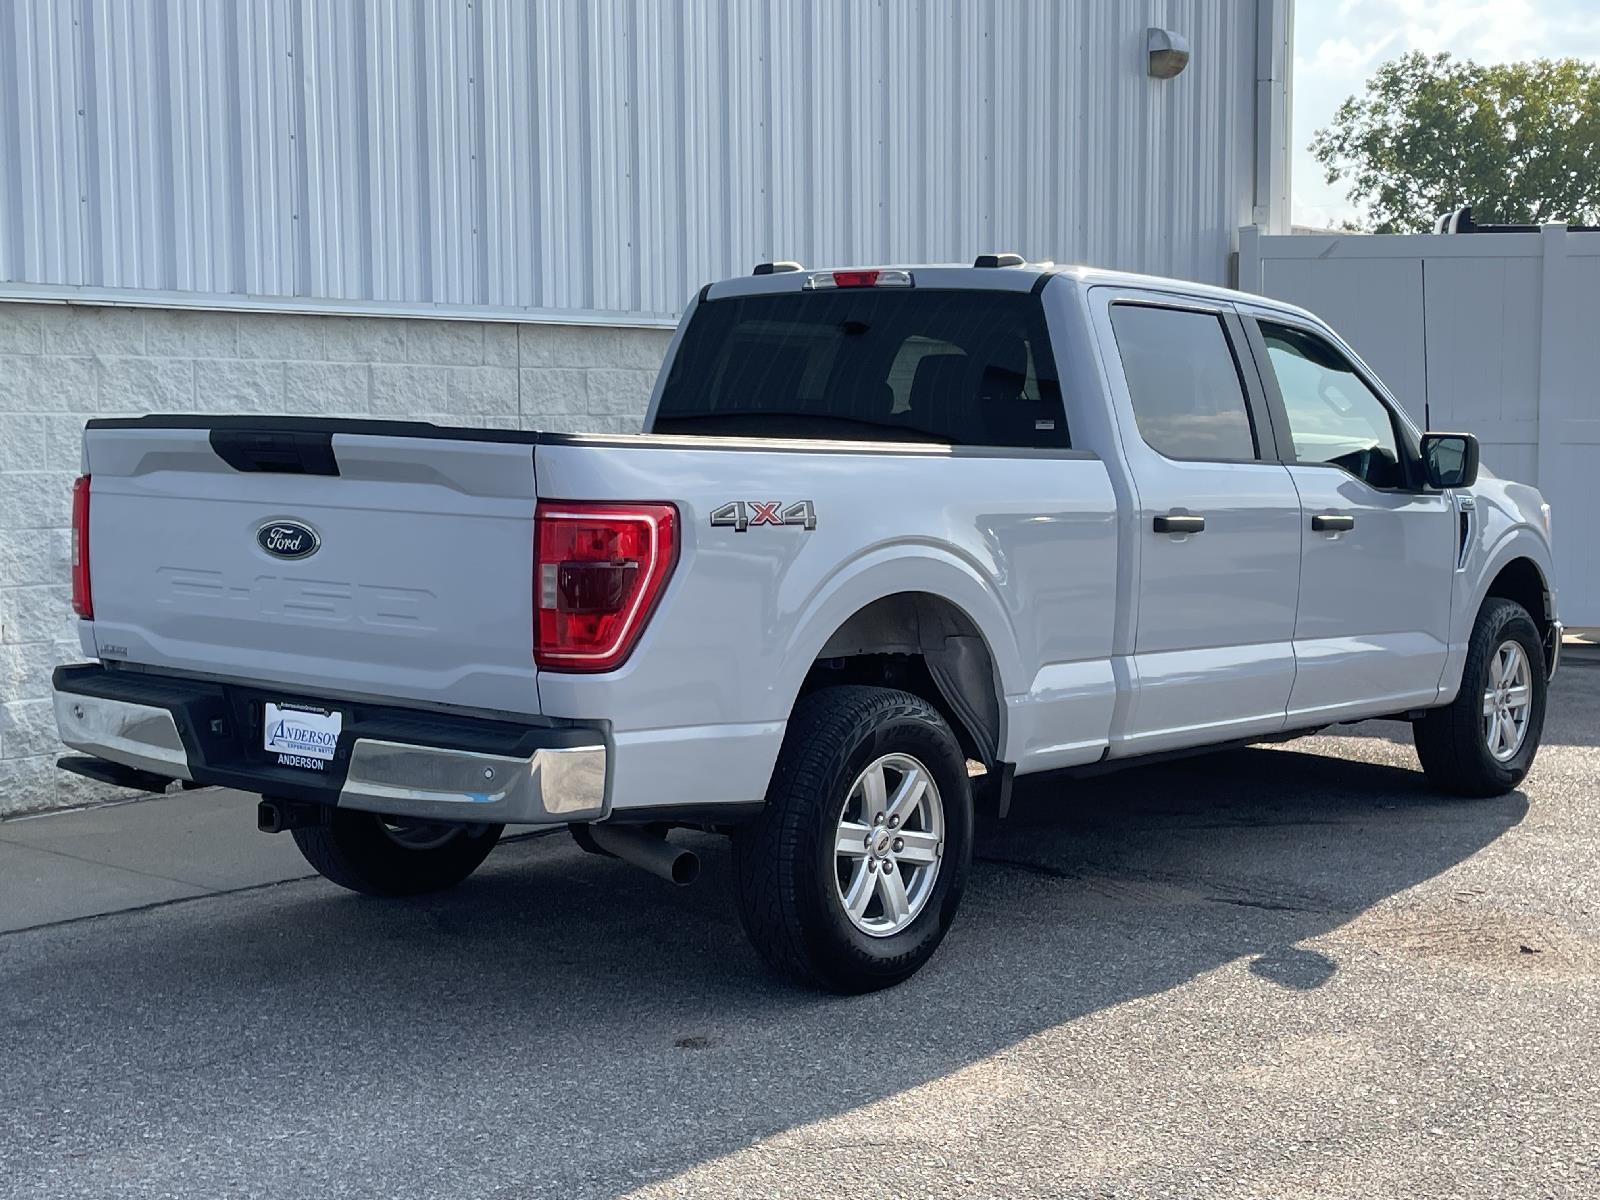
1109 304 1258 461
652 289 1068 447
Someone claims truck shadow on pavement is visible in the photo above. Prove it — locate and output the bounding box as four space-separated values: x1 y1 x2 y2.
0 740 1531 1198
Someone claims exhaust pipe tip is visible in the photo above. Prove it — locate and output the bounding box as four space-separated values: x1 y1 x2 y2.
668 849 700 887
584 823 700 887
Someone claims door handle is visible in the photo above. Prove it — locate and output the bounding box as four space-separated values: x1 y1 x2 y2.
1312 513 1355 532
1153 513 1206 534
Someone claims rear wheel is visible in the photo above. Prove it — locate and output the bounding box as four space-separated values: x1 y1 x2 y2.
733 685 973 993
1414 597 1547 797
291 809 503 896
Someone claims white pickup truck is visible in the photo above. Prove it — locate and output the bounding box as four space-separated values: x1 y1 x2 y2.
53 259 1561 992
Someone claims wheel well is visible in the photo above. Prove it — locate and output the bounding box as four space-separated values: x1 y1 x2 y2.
799 593 1004 767
1485 557 1551 637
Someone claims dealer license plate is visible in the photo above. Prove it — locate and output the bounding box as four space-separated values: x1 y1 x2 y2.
263 702 343 772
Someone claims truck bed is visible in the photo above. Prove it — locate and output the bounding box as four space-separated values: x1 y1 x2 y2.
76 414 1121 811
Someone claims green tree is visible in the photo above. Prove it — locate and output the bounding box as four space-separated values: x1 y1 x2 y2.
1311 52 1600 234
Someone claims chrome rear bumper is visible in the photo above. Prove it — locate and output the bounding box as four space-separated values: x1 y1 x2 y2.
54 691 194 782
52 665 606 824
338 738 605 823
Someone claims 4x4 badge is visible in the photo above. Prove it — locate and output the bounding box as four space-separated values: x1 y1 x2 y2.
710 500 816 533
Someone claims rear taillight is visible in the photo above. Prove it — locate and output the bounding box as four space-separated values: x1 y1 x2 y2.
534 502 677 672
71 475 92 620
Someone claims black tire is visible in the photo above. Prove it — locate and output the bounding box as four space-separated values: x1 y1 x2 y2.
732 685 973 993
291 810 503 897
1414 597 1547 797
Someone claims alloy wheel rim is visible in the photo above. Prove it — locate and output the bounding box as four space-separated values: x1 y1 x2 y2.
833 752 945 937
1482 640 1533 763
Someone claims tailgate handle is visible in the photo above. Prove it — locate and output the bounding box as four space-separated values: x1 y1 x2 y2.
209 429 339 476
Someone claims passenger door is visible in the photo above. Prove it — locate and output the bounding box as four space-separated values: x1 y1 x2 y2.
1096 294 1303 757
1244 315 1456 721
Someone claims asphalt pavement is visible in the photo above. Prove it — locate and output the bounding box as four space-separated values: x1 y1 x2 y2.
2 662 1597 1198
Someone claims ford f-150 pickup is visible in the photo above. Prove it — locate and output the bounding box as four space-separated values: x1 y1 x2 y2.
52 258 1562 991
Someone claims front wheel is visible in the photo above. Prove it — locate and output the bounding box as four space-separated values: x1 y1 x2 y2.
291 809 503 896
733 685 974 993
1414 597 1548 797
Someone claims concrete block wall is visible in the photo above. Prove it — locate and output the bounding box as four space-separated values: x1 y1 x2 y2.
0 302 673 815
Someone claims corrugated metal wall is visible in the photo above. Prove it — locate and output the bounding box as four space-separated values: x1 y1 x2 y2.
0 0 1266 321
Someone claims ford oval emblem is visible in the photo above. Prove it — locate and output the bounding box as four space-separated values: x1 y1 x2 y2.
256 520 321 560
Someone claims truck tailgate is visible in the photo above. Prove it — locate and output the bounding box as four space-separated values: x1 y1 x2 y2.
81 420 542 716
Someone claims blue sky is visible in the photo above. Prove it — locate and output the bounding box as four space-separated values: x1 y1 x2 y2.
1293 0 1600 228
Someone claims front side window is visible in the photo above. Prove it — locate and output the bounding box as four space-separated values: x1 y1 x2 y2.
653 289 1068 448
1109 304 1258 461
1260 322 1406 489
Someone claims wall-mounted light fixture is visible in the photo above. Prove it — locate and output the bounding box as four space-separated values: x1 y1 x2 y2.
1147 27 1191 79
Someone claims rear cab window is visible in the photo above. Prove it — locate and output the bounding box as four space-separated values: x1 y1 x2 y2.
652 287 1069 448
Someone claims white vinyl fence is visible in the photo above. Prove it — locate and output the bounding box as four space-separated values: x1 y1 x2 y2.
1240 224 1600 626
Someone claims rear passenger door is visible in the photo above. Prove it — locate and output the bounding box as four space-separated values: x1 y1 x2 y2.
1095 292 1302 757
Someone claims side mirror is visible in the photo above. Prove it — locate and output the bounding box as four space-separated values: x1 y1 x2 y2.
1421 432 1479 489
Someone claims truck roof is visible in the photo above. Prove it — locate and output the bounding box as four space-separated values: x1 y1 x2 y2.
705 260 1316 322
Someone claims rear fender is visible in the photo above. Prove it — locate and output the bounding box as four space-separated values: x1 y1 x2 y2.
775 544 1024 747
